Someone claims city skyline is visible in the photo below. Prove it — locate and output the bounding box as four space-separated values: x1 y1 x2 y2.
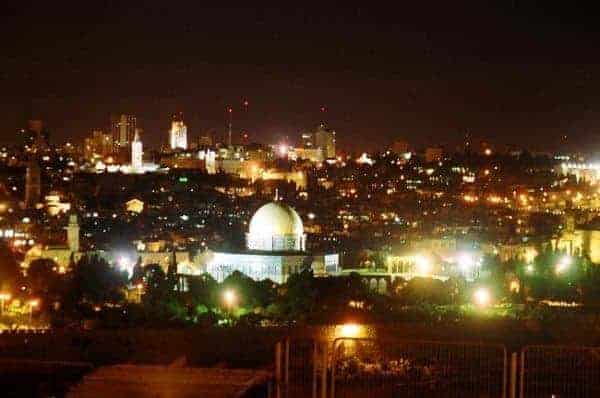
3 3 600 151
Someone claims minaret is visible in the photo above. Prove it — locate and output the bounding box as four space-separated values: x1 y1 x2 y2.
25 160 41 208
131 130 143 171
66 213 80 252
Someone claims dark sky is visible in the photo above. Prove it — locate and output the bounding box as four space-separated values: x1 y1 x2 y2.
2 2 600 151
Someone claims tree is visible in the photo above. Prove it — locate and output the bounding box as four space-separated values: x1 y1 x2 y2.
0 242 21 292
65 255 128 309
27 258 61 301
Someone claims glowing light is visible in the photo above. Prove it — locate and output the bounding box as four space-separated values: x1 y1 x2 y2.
223 289 237 308
525 264 535 274
457 253 474 272
555 256 572 275
484 148 492 156
473 288 491 307
338 322 364 338
414 254 431 275
278 144 288 157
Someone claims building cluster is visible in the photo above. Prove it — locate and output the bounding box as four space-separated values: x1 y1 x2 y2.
0 115 599 297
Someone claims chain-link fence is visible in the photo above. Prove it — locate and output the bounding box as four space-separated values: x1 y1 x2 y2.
330 338 507 398
520 345 600 398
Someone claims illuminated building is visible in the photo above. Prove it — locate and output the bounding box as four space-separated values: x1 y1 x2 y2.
301 131 314 148
246 202 306 251
169 114 188 150
291 147 324 163
203 200 338 283
425 147 443 162
84 130 113 160
125 198 144 213
111 114 136 147
23 213 83 272
314 123 336 159
45 192 71 216
198 149 217 174
131 130 143 171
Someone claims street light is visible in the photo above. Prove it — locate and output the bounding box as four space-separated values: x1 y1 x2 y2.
555 256 572 275
473 287 491 308
222 289 237 324
0 293 11 315
414 255 431 275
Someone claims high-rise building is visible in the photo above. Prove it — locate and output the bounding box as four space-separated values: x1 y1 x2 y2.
131 130 143 170
301 131 314 148
314 123 336 159
84 130 114 160
25 160 41 208
111 114 136 147
169 114 188 150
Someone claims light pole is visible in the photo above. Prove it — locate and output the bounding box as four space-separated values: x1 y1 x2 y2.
0 293 11 316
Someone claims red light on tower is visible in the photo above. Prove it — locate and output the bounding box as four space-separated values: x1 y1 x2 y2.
227 107 233 114
320 105 327 113
243 100 249 107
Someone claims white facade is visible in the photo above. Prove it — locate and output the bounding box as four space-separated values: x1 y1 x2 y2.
170 120 188 150
131 132 143 171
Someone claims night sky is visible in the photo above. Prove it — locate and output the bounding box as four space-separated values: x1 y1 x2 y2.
2 2 600 152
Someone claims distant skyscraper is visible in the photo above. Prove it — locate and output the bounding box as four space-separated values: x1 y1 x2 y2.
111 114 136 147
131 130 143 170
314 123 336 158
169 114 188 150
25 160 41 208
301 131 314 148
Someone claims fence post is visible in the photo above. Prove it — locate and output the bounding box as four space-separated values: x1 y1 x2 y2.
275 341 282 398
509 352 517 398
285 338 290 388
519 350 525 398
321 343 328 398
312 341 318 398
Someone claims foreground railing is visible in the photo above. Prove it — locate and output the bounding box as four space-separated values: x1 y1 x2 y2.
276 338 600 398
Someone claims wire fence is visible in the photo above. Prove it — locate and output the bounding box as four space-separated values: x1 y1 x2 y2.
520 345 600 398
279 337 600 398
283 338 320 398
330 338 507 398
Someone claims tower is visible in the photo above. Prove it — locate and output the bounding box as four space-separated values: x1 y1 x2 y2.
131 130 143 171
169 114 188 150
66 213 80 252
111 114 136 147
25 160 41 208
314 122 336 158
